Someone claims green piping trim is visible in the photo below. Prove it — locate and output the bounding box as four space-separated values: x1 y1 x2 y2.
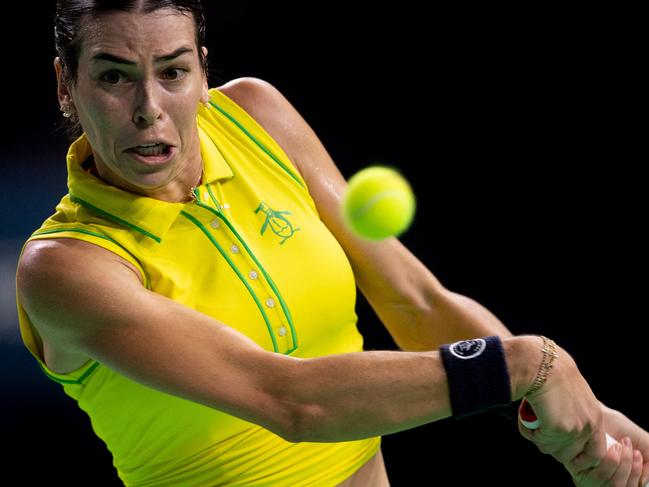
208 99 305 190
205 184 222 209
180 210 280 353
194 187 202 204
69 194 161 243
260 271 295 334
31 227 151 289
38 361 100 385
202 187 298 350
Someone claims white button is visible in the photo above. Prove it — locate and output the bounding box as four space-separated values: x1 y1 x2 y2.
210 219 220 229
278 326 287 337
221 203 230 210
249 270 258 280
265 298 275 308
230 245 240 254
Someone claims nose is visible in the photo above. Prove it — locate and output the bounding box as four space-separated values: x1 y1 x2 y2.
132 81 163 126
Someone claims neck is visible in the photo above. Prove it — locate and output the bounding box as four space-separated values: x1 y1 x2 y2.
92 158 203 203
89 133 204 203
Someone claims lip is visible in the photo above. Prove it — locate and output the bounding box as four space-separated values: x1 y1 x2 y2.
125 145 177 166
126 138 175 149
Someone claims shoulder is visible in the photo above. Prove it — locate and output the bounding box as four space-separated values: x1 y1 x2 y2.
17 239 144 336
18 238 143 294
17 237 150 366
216 77 312 175
18 238 106 287
216 77 295 131
217 77 288 113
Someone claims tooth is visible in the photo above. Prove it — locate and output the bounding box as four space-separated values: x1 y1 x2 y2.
134 143 166 156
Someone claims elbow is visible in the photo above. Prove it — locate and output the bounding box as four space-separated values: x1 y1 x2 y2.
278 413 311 444
265 400 325 444
253 357 326 443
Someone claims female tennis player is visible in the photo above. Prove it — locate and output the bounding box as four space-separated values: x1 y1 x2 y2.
16 1 648 485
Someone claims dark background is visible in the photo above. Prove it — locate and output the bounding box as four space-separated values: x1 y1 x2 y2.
1 2 644 485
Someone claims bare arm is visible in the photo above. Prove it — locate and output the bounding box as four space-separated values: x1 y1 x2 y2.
18 239 537 443
219 77 511 351
213 77 619 469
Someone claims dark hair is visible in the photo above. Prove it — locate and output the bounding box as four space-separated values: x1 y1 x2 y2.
55 0 207 83
54 0 208 138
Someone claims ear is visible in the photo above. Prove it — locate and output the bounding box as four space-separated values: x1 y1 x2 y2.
54 57 74 107
200 47 210 103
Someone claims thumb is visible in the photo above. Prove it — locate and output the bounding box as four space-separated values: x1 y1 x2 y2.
571 451 601 472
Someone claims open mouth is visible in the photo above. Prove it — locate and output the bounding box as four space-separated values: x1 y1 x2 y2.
125 143 176 165
130 143 171 156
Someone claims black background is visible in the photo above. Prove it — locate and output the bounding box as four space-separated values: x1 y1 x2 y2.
1 2 645 485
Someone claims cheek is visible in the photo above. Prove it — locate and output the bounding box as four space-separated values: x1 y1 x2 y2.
170 103 200 137
78 94 123 140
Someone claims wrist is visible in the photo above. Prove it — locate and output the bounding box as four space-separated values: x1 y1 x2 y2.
439 336 511 417
503 335 544 401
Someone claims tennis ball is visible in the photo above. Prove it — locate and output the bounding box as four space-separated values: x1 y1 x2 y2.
341 165 416 240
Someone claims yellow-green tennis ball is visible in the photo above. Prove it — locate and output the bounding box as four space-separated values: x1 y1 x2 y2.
341 166 416 240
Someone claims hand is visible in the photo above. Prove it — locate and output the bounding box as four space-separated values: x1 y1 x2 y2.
569 436 644 487
595 404 649 486
517 339 606 466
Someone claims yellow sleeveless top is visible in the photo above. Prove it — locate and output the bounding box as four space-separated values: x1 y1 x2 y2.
17 87 380 486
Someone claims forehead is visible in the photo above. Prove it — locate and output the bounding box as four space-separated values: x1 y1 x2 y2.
79 9 197 60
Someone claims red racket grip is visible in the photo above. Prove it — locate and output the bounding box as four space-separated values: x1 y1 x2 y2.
518 398 540 429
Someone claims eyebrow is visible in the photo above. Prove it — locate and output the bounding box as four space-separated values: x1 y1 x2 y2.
91 46 194 65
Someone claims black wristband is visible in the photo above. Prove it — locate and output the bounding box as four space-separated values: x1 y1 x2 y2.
439 336 512 418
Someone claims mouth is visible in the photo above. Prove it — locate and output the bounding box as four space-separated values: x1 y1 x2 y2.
125 143 176 165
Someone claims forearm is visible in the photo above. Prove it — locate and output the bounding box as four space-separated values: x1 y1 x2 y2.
422 289 513 344
274 335 538 442
347 233 512 351
384 287 513 352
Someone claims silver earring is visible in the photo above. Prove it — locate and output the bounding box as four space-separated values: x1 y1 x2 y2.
60 103 73 118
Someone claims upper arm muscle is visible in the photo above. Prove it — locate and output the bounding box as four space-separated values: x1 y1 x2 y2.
16 238 298 437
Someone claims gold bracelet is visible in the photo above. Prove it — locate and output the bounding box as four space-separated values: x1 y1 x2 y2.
526 336 559 396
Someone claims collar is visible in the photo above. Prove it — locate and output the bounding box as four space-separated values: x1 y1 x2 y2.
66 125 234 243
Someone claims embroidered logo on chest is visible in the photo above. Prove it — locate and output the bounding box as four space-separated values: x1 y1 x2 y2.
254 202 301 245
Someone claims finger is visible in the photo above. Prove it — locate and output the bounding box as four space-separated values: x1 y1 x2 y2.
610 437 633 486
573 442 621 485
571 437 607 472
641 460 649 487
572 451 602 471
572 431 610 470
625 449 643 487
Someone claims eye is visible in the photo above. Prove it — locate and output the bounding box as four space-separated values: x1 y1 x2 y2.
100 70 128 85
161 68 187 81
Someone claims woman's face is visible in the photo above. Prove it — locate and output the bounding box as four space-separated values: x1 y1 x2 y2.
58 9 209 196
